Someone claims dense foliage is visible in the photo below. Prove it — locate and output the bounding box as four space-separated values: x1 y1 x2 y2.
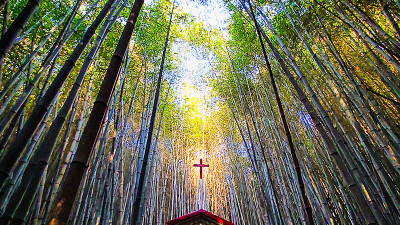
0 0 399 224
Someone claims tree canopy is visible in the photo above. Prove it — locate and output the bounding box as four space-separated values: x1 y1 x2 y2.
0 0 399 224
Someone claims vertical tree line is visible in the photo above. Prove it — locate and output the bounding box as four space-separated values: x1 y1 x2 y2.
0 0 399 224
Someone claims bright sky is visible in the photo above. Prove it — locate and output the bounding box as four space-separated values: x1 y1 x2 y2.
178 0 230 30
173 0 229 111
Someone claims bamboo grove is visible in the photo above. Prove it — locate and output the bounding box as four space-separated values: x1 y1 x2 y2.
0 0 399 224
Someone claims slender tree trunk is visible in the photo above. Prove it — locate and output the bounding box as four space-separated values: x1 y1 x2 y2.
247 1 314 224
48 0 144 223
240 2 378 223
131 1 175 223
0 1 9 80
0 4 74 101
0 0 44 65
0 0 115 187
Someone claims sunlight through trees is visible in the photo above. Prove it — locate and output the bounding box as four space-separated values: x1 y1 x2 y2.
0 0 399 224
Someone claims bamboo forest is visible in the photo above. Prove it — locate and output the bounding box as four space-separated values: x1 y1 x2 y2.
1 0 400 224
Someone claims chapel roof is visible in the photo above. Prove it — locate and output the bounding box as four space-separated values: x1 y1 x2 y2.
166 209 233 225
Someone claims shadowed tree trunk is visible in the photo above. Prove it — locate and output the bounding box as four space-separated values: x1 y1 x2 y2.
0 1 9 80
131 1 175 224
0 0 44 65
246 1 314 224
0 0 95 137
0 0 9 10
239 1 378 224
0 0 115 187
48 0 144 223
0 2 123 223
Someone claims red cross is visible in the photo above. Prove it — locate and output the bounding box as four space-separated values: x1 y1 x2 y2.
194 159 209 179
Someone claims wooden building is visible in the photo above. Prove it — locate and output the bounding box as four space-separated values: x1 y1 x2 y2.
166 209 233 225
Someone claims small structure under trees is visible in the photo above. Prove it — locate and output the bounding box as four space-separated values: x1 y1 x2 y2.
166 209 233 225
166 159 233 224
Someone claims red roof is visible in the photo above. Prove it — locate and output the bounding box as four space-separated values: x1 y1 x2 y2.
166 209 233 225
